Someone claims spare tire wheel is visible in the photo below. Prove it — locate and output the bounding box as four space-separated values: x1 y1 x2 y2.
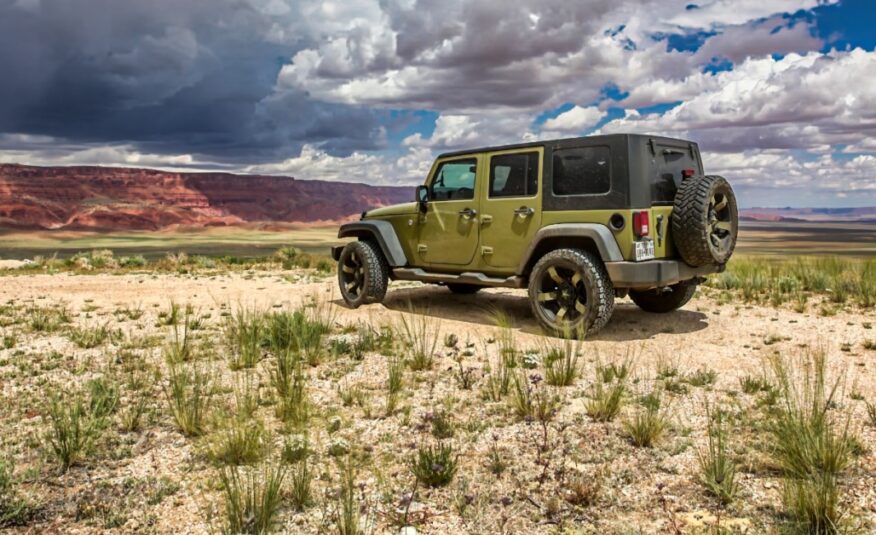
670 174 738 267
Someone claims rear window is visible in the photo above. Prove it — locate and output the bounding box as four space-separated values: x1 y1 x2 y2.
652 145 697 203
552 146 610 196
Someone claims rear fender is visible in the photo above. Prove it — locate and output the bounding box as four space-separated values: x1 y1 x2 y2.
517 223 623 275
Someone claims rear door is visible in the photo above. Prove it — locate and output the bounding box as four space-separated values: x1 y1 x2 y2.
417 156 481 266
478 148 543 269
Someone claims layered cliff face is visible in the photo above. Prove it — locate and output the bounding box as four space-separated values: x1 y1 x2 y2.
0 164 412 230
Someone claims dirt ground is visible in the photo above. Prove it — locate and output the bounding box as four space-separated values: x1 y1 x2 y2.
0 269 874 534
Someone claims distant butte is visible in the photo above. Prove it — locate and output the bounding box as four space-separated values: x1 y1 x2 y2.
0 163 411 230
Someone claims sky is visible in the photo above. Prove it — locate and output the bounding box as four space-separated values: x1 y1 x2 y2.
0 0 874 208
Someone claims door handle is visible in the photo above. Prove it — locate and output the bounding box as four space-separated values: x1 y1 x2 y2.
513 206 535 217
458 207 477 219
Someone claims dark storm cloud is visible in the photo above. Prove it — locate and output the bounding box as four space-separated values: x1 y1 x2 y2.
0 0 384 161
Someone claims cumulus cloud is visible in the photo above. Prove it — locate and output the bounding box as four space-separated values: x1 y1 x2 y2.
601 49 876 152
542 106 607 134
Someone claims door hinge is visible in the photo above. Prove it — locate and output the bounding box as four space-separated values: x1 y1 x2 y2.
417 244 428 254
481 246 493 256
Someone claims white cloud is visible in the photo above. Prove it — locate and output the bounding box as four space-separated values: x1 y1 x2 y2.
600 49 876 153
244 144 431 185
542 106 606 133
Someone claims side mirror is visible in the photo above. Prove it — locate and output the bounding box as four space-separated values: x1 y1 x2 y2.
415 185 429 213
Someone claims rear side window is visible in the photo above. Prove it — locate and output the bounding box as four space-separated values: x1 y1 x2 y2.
552 146 610 196
489 152 539 198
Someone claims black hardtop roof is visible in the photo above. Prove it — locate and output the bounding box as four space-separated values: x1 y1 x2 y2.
436 133 695 159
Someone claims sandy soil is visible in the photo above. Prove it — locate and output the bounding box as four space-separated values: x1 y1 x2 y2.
0 270 874 534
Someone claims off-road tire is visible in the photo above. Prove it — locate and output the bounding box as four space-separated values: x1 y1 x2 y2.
671 174 738 267
446 283 481 295
528 248 615 338
337 240 389 308
629 282 697 313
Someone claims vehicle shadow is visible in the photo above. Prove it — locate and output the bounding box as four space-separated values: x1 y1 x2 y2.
377 285 709 342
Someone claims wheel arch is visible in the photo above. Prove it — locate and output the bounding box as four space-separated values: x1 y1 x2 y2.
334 220 407 267
517 224 623 277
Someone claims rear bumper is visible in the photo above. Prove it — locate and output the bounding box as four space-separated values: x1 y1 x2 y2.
605 259 722 289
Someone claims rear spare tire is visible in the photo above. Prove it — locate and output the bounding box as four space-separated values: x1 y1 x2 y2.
671 174 738 267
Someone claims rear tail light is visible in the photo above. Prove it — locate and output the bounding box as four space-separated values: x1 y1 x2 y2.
633 211 650 237
682 168 696 179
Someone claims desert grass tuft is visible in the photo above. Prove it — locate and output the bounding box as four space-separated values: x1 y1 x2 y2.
163 319 193 365
398 310 439 371
623 393 669 447
697 404 739 505
482 355 512 402
385 354 404 415
288 458 313 511
509 372 559 422
586 373 626 422
218 464 285 535
767 349 854 533
865 400 876 428
0 454 32 526
543 338 580 387
206 413 270 466
27 304 70 333
274 360 310 426
164 363 214 437
68 322 113 349
333 460 368 535
224 307 264 370
43 391 101 471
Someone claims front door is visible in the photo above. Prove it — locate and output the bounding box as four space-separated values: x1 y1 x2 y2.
479 148 542 269
417 156 481 266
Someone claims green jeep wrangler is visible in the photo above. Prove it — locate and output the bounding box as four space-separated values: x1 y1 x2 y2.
331 134 738 336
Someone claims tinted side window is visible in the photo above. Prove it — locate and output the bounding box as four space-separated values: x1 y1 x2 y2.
552 146 611 196
430 159 476 201
489 152 539 198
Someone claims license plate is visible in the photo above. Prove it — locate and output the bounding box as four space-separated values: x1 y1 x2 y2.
635 239 655 261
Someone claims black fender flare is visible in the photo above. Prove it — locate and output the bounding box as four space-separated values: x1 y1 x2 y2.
516 223 623 274
333 220 407 267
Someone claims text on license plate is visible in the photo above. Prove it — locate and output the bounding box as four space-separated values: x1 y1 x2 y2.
635 240 655 261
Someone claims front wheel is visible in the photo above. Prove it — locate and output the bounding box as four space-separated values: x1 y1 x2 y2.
528 248 615 338
337 240 389 308
629 282 697 313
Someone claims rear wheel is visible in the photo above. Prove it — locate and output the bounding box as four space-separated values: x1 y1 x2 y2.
528 248 614 337
629 282 697 313
446 283 481 295
337 240 389 308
